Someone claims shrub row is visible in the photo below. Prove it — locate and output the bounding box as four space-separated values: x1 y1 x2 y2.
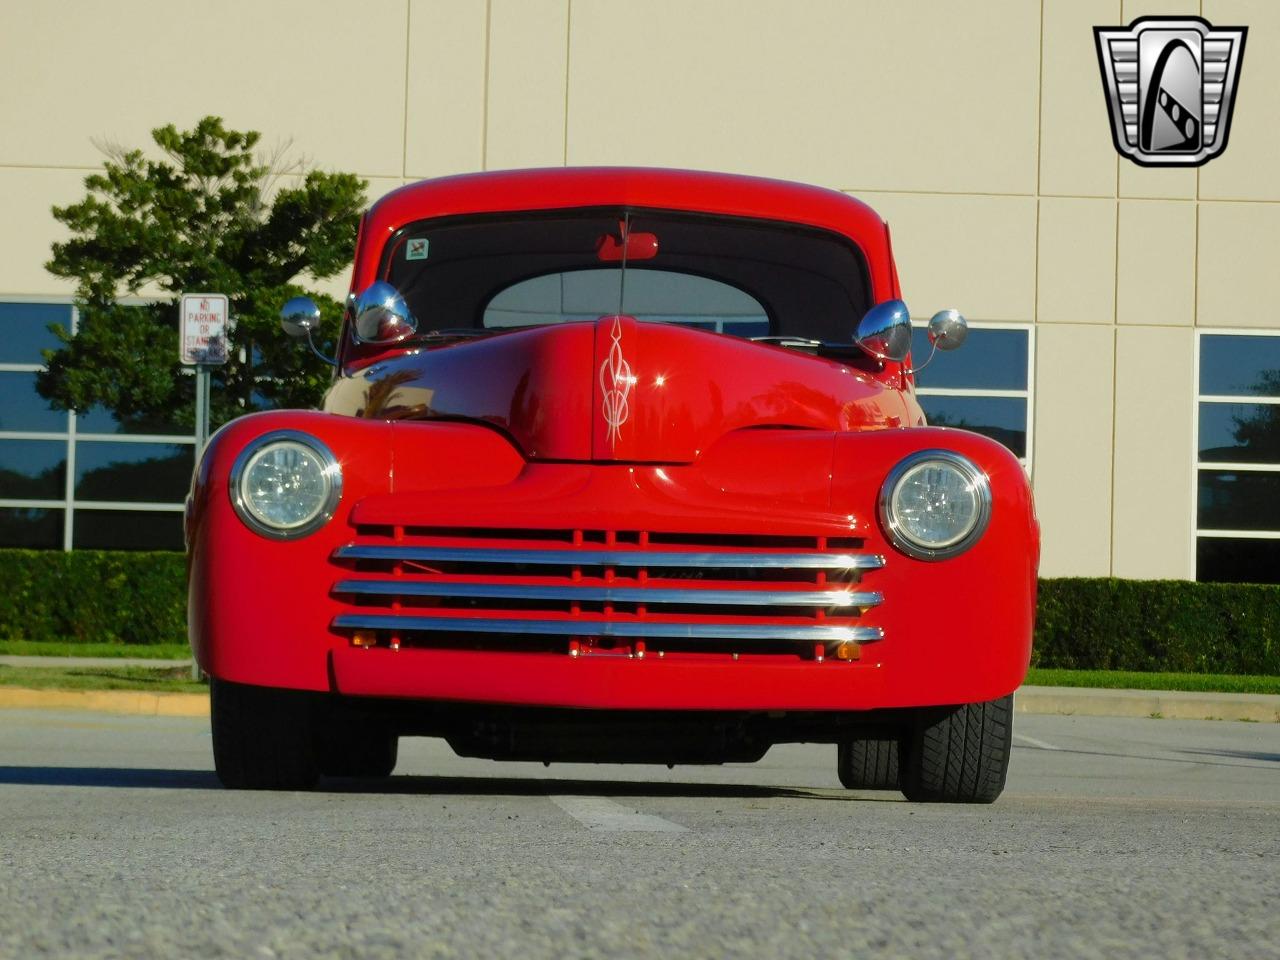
0 551 1276 674
0 550 187 645
1033 578 1279 675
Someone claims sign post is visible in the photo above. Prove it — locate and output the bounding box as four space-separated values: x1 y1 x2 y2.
179 293 229 454
180 293 229 681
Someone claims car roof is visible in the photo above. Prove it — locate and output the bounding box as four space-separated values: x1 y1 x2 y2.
354 167 894 300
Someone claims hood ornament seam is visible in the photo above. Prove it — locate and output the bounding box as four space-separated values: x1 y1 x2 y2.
599 316 634 450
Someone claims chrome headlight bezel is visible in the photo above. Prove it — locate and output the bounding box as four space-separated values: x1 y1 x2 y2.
228 430 342 540
877 449 991 561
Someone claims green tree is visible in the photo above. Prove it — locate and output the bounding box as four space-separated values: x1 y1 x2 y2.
38 116 366 430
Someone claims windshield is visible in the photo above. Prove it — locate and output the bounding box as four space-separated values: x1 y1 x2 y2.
375 209 871 345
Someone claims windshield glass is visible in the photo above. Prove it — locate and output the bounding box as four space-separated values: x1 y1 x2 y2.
376 209 870 344
484 269 769 335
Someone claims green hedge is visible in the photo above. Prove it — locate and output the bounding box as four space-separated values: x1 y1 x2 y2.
1033 578 1279 675
0 550 186 646
0 551 1277 674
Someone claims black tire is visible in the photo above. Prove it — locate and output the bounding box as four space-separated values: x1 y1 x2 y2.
836 737 900 790
317 725 398 779
899 694 1013 804
211 678 320 790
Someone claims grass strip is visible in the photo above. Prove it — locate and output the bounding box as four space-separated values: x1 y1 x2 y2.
1025 667 1280 695
2 663 1275 697
0 664 205 693
0 640 191 660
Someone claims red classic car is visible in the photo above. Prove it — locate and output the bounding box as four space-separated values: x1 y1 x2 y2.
187 167 1039 802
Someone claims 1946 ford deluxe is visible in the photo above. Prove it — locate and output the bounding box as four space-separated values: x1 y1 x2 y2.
186 167 1039 802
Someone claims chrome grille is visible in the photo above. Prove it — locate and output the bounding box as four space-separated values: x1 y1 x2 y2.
330 527 886 658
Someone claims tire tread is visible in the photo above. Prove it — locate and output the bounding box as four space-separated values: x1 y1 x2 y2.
837 737 900 790
901 695 1012 803
211 679 320 790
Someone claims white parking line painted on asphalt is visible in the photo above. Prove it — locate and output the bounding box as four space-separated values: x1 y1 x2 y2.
1014 733 1061 751
548 796 689 832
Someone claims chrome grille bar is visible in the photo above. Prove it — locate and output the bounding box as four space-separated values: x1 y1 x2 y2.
333 613 883 643
334 579 882 608
334 545 886 570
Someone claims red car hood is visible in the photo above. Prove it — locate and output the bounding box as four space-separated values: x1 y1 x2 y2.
325 317 909 463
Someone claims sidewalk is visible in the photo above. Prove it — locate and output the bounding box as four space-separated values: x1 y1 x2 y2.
0 655 192 669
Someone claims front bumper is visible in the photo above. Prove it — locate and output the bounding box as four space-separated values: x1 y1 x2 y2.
189 415 1037 711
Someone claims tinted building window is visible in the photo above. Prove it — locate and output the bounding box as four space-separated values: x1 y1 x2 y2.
74 442 194 503
71 510 184 551
911 324 1033 466
1195 333 1280 583
0 507 63 549
0 300 194 551
0 440 67 500
0 302 71 364
0 372 67 432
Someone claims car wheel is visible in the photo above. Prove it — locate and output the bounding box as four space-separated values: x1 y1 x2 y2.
211 678 320 790
317 724 398 779
836 736 900 790
899 694 1013 804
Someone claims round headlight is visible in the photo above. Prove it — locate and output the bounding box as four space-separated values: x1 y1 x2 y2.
878 450 991 561
229 431 342 539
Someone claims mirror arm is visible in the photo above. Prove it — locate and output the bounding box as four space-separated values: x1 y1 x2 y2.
905 340 940 376
305 329 337 367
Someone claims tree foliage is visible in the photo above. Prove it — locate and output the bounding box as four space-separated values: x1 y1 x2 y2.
38 116 366 430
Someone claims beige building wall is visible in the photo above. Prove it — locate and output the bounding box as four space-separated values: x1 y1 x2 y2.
1 0 1276 578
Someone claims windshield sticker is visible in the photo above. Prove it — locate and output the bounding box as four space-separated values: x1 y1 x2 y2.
406 238 429 260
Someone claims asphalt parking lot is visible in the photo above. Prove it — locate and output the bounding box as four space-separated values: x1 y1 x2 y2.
1 709 1276 959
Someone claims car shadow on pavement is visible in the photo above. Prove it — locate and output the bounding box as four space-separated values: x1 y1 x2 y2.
1176 748 1280 764
317 774 894 802
0 765 895 801
1016 744 1280 770
0 766 220 789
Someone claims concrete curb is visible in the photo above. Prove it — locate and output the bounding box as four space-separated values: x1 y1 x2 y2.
0 684 1277 722
0 687 208 717
1015 685 1280 723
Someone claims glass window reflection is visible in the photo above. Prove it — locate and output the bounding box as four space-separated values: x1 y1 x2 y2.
72 510 183 551
918 395 1026 458
74 442 193 503
1196 536 1280 584
1198 336 1280 397
1198 403 1280 465
1197 471 1280 531
0 507 63 548
0 302 71 364
911 327 1028 391
75 403 190 437
0 372 68 432
0 440 67 499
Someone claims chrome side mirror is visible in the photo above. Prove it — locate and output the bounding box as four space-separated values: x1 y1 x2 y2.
353 281 417 345
280 296 336 366
908 308 968 375
927 309 968 352
854 299 912 363
280 296 321 339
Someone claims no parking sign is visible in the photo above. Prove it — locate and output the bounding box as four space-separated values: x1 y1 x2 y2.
179 293 229 365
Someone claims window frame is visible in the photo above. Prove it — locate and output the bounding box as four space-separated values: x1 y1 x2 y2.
1192 328 1280 580
910 320 1036 475
0 296 193 551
